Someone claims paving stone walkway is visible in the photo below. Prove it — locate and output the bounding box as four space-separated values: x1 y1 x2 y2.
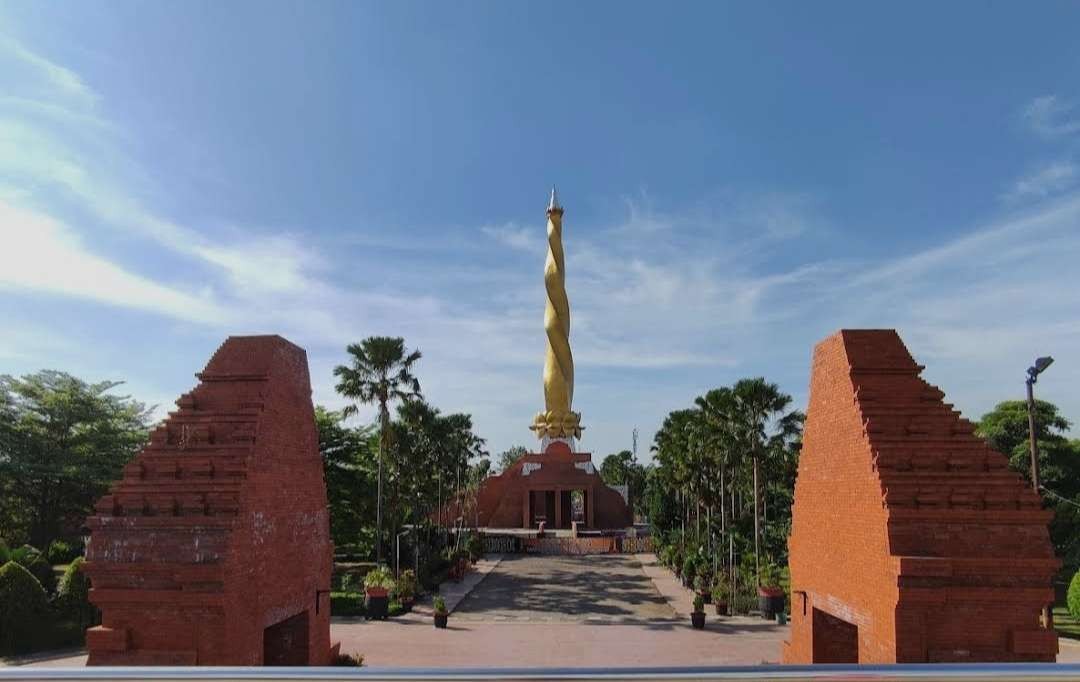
7 551 1080 668
452 554 676 622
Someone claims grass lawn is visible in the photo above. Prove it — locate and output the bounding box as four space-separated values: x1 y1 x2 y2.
1056 606 1080 640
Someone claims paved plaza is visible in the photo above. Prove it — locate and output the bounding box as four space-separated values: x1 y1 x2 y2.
453 554 676 622
8 552 1080 668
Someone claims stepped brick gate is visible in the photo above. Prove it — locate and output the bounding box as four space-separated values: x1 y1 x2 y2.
782 330 1059 664
84 336 336 666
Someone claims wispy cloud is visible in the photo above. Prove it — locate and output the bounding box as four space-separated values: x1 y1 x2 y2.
1002 161 1077 203
0 200 228 324
481 221 543 252
0 36 98 106
1023 95 1080 137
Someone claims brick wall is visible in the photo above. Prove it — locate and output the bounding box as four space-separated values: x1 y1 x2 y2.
84 336 335 666
783 330 1059 664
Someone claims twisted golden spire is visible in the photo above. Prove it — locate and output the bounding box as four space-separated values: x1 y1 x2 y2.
531 187 583 441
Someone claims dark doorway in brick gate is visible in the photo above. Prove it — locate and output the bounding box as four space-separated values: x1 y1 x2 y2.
263 610 310 666
812 608 859 664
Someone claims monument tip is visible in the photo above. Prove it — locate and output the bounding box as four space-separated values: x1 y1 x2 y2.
548 185 560 211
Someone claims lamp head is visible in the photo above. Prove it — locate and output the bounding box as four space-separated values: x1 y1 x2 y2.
1027 356 1054 381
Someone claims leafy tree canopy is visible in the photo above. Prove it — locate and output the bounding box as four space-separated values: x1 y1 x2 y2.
0 371 152 547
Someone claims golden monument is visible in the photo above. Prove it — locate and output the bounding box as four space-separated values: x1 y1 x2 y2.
530 187 584 442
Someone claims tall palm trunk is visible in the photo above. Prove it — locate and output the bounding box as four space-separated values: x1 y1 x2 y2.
752 452 760 583
377 402 388 565
720 465 726 568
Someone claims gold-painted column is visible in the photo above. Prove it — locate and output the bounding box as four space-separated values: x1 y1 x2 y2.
531 187 583 441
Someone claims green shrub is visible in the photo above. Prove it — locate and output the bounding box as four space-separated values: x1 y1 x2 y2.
672 547 685 572
363 566 394 591
332 652 364 666
0 561 51 654
692 594 704 613
56 557 97 628
466 534 483 562
418 556 450 590
12 544 41 565
711 573 730 603
694 573 710 594
0 539 10 565
13 547 56 594
682 555 697 582
47 540 81 565
1068 571 1080 620
330 591 364 617
395 569 417 602
339 572 357 593
758 559 782 588
433 595 447 614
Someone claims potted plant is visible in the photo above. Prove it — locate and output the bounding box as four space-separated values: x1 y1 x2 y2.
690 594 706 629
711 574 730 616
395 569 417 607
466 534 483 563
433 595 448 629
682 555 697 589
757 561 785 620
694 574 712 604
364 566 394 620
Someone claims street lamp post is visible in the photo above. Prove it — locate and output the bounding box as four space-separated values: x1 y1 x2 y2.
1024 355 1053 630
1024 356 1054 494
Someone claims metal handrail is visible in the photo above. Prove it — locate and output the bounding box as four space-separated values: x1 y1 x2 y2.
2 665 1080 681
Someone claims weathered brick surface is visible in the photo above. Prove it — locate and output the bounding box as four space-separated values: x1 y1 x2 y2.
782 330 1059 664
84 336 334 666
440 441 631 529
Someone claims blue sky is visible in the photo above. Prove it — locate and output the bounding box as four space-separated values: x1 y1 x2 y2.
2 1 1079 461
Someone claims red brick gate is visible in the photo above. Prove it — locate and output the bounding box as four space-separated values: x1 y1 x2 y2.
84 336 336 666
782 330 1059 664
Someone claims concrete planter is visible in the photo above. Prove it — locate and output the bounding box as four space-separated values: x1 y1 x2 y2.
757 587 785 620
365 593 389 620
691 611 705 629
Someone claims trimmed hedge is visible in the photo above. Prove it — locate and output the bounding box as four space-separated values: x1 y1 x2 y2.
1068 571 1080 620
57 557 97 628
331 591 364 617
47 540 81 565
0 561 50 655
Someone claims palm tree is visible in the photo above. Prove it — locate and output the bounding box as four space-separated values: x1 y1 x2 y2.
731 377 795 582
333 337 422 565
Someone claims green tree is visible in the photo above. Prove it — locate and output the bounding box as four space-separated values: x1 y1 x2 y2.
0 371 152 547
333 337 422 565
315 406 376 554
731 378 799 581
977 400 1080 574
599 449 646 516
496 445 529 473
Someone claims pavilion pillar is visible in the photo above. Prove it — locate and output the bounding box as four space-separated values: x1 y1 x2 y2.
587 486 595 528
522 489 530 528
554 488 563 529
